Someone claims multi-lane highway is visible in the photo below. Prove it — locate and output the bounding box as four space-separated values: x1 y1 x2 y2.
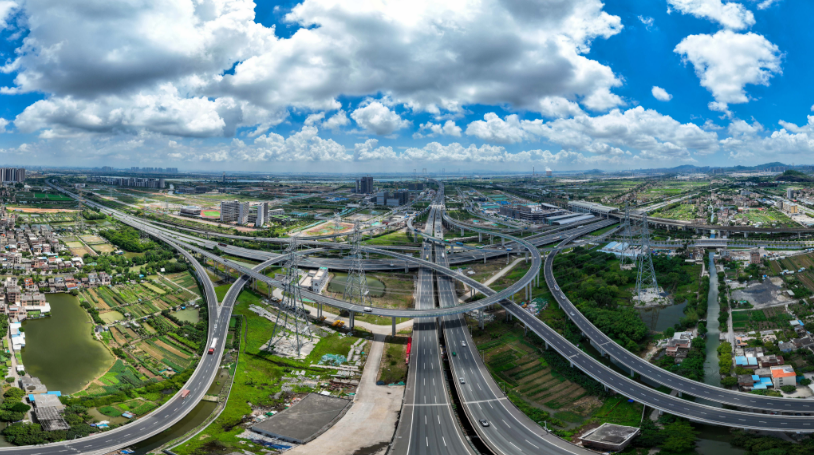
543 242 814 414
392 207 474 455
43 179 814 455
436 240 596 455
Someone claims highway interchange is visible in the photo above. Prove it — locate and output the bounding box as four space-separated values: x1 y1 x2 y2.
9 180 813 454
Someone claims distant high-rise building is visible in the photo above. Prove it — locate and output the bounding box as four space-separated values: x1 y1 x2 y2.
546 169 553 178
255 202 268 227
787 188 796 199
238 202 249 225
356 176 374 194
220 200 247 223
0 168 26 183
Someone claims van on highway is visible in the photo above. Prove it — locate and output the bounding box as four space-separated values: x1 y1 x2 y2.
364 307 372 312
461 341 467 347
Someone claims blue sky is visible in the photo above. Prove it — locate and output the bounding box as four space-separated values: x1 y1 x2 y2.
0 0 811 172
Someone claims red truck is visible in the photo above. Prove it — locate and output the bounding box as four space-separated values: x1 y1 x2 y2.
181 389 190 399
208 338 218 355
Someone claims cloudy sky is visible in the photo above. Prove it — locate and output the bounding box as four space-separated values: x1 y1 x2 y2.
0 0 811 172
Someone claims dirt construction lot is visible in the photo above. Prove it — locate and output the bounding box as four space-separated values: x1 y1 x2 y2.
285 334 403 455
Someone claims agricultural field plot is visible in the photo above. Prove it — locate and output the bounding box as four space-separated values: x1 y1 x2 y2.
474 321 589 413
92 243 117 253
650 203 696 221
70 246 94 256
732 307 792 331
743 208 797 227
80 235 106 244
17 192 74 202
165 271 202 296
138 338 194 372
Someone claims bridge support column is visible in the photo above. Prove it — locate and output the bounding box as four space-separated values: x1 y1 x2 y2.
479 310 484 330
349 312 355 331
604 384 608 392
461 228 464 236
479 232 482 242
569 360 574 368
405 262 408 273
318 303 322 319
392 317 396 337
490 235 493 245
501 237 505 246
524 324 527 336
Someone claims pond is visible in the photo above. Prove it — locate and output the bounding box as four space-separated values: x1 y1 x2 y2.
173 308 200 324
327 273 386 297
21 293 115 394
637 301 688 332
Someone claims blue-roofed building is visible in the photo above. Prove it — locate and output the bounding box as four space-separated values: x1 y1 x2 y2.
735 356 747 366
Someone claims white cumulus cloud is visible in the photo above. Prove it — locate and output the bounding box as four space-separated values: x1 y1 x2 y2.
667 0 755 30
675 30 782 113
415 120 462 139
0 1 16 30
651 86 673 101
323 110 350 130
465 113 540 144
638 15 654 29
351 101 411 136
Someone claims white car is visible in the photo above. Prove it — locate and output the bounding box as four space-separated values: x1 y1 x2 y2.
364 307 372 312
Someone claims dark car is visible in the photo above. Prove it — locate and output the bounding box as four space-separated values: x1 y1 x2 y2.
479 419 490 427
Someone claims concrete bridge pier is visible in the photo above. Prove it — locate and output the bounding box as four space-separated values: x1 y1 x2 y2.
317 303 322 319
478 310 484 330
490 235 493 245
392 317 396 337
461 228 464 236
501 237 505 245
349 311 355 331
543 340 548 350
479 232 482 242
405 262 408 273
570 360 574 368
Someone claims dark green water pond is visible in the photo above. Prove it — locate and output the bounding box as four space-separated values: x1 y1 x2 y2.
21 293 114 394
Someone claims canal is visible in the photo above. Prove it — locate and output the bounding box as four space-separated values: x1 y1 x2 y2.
21 293 114 394
703 252 722 390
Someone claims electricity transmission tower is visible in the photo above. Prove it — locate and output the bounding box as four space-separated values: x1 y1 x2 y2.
619 202 634 268
343 221 371 307
635 212 659 301
266 237 312 356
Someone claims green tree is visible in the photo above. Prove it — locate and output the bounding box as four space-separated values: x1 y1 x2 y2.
721 376 738 387
780 385 797 394
662 420 697 453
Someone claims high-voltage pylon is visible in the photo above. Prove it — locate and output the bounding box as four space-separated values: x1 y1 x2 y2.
266 237 313 356
343 221 371 307
619 202 634 268
635 212 659 301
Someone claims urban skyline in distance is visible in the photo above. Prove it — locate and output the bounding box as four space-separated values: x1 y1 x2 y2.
1 1 814 171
